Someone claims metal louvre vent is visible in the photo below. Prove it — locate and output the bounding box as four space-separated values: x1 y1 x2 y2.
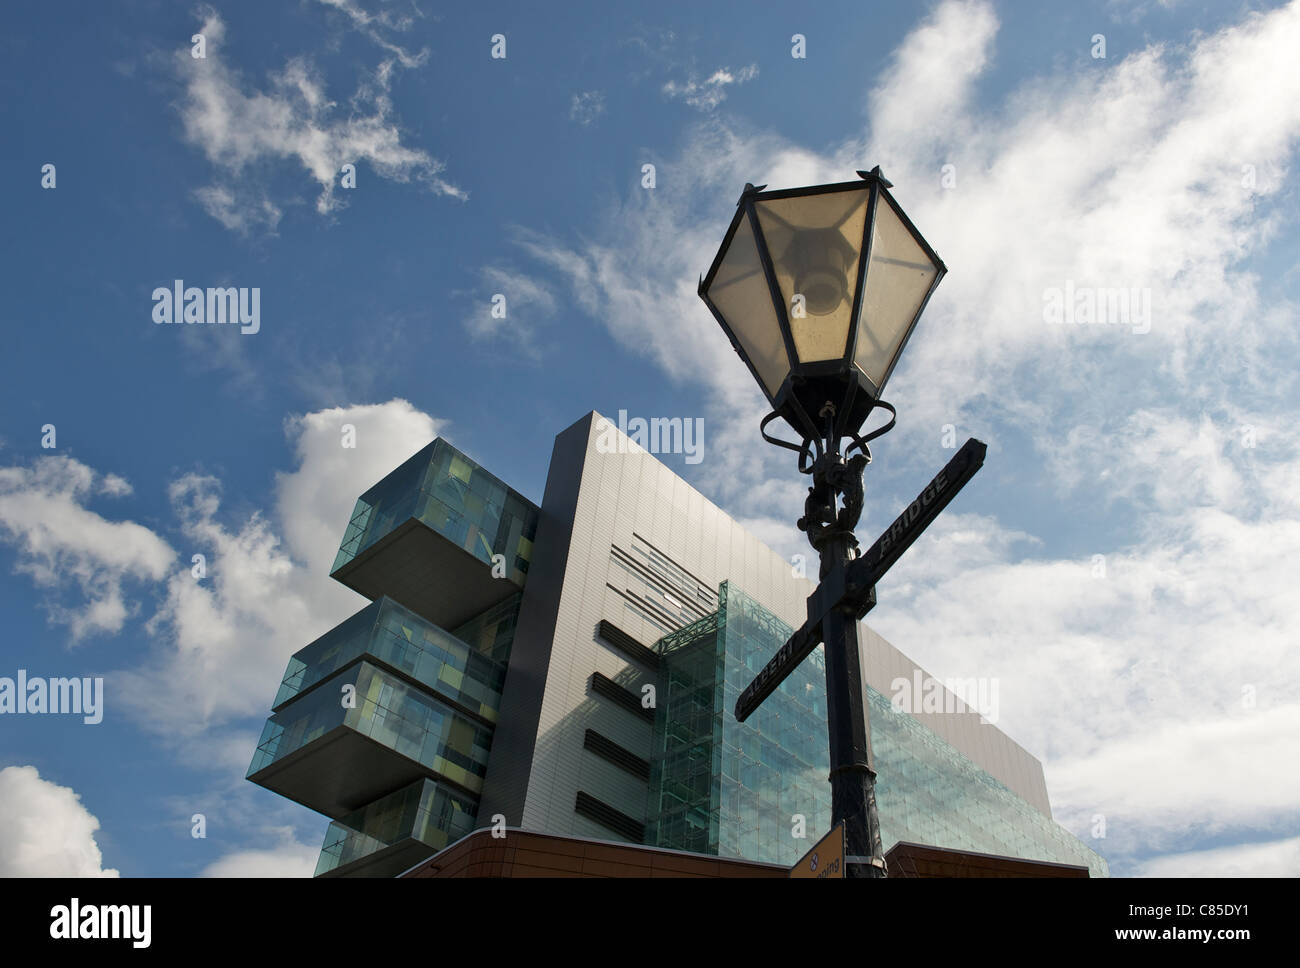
589 672 655 723
574 791 646 842
596 619 660 671
630 533 716 605
583 729 651 780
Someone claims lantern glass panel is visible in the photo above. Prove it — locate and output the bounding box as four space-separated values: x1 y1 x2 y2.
755 189 868 363
705 211 791 397
853 194 938 389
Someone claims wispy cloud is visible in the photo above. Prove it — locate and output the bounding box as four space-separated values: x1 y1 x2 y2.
174 7 462 235
460 263 558 358
0 457 174 640
570 90 606 126
662 64 758 111
313 0 428 68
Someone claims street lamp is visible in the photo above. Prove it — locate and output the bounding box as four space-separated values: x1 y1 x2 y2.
698 167 946 878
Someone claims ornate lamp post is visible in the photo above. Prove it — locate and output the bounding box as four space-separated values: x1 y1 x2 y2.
698 168 947 877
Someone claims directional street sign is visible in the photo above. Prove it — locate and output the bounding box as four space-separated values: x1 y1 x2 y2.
843 436 987 616
735 438 987 722
790 822 845 878
732 615 830 725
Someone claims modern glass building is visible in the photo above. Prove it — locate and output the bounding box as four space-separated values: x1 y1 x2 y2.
247 412 1108 876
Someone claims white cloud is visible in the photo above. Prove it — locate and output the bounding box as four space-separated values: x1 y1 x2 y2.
0 400 442 760
199 827 319 877
99 473 133 498
176 8 461 234
192 184 282 234
0 457 174 640
0 766 118 877
865 0 996 166
868 1 1300 444
735 514 807 569
116 400 444 739
663 64 758 111
462 266 557 351
313 0 426 67
570 90 606 126
1050 707 1300 844
869 492 1300 865
315 0 416 31
276 401 445 584
1135 833 1300 877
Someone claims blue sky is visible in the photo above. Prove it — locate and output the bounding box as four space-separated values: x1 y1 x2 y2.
1 0 1297 877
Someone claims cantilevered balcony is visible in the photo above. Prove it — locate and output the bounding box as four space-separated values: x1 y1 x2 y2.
248 660 495 817
246 594 517 819
314 777 476 878
272 595 513 724
330 439 539 629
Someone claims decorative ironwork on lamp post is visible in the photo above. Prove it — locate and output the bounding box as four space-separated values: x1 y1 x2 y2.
698 167 948 878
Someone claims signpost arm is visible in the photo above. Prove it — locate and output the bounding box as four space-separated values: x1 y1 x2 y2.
734 618 821 723
734 438 987 723
844 437 987 616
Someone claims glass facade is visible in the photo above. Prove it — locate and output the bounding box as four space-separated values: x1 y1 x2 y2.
647 581 1109 876
647 582 832 866
332 438 539 585
272 596 510 723
870 686 1108 875
450 592 523 666
249 660 495 793
314 777 477 876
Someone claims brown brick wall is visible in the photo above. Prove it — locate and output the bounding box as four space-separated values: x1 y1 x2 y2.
401 829 788 878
